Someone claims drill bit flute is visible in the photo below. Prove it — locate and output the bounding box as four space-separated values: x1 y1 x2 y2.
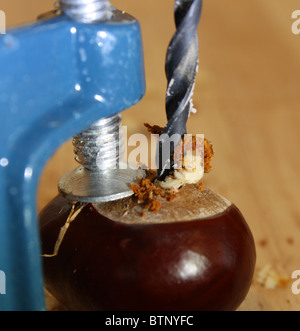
157 0 203 180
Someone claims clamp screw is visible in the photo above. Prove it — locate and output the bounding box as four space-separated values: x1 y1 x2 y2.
59 0 112 23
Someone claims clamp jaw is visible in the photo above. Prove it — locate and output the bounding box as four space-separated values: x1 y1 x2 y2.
0 2 145 310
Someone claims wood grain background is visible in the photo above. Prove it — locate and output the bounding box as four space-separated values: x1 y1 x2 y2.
3 0 300 311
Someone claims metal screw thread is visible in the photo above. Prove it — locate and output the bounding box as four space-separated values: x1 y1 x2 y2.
59 0 112 23
73 114 124 171
59 1 119 170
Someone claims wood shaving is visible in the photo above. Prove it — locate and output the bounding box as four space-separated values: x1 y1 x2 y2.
131 177 177 214
198 182 205 191
255 264 290 289
203 138 214 173
42 202 86 258
137 123 215 214
144 123 165 135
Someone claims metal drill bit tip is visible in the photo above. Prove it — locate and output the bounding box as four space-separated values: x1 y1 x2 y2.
157 0 203 180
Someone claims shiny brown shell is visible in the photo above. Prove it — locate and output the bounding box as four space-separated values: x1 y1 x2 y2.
39 189 256 311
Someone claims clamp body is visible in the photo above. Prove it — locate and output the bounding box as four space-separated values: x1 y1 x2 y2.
0 10 145 310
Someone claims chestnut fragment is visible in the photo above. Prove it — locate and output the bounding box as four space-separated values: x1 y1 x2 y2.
39 186 256 311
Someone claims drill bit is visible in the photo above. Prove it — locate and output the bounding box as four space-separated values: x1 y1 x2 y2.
157 0 203 180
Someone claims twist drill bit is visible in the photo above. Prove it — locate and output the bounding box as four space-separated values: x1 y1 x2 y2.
157 0 203 180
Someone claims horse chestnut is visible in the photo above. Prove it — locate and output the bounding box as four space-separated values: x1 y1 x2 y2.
39 185 256 311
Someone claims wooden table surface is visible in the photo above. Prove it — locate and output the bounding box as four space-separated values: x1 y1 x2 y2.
4 0 300 311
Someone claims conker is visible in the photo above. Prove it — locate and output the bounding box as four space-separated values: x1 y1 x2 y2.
39 185 256 311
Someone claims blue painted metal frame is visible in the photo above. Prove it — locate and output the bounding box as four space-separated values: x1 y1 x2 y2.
0 12 145 310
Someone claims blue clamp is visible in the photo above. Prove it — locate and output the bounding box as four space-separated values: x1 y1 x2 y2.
0 9 145 310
